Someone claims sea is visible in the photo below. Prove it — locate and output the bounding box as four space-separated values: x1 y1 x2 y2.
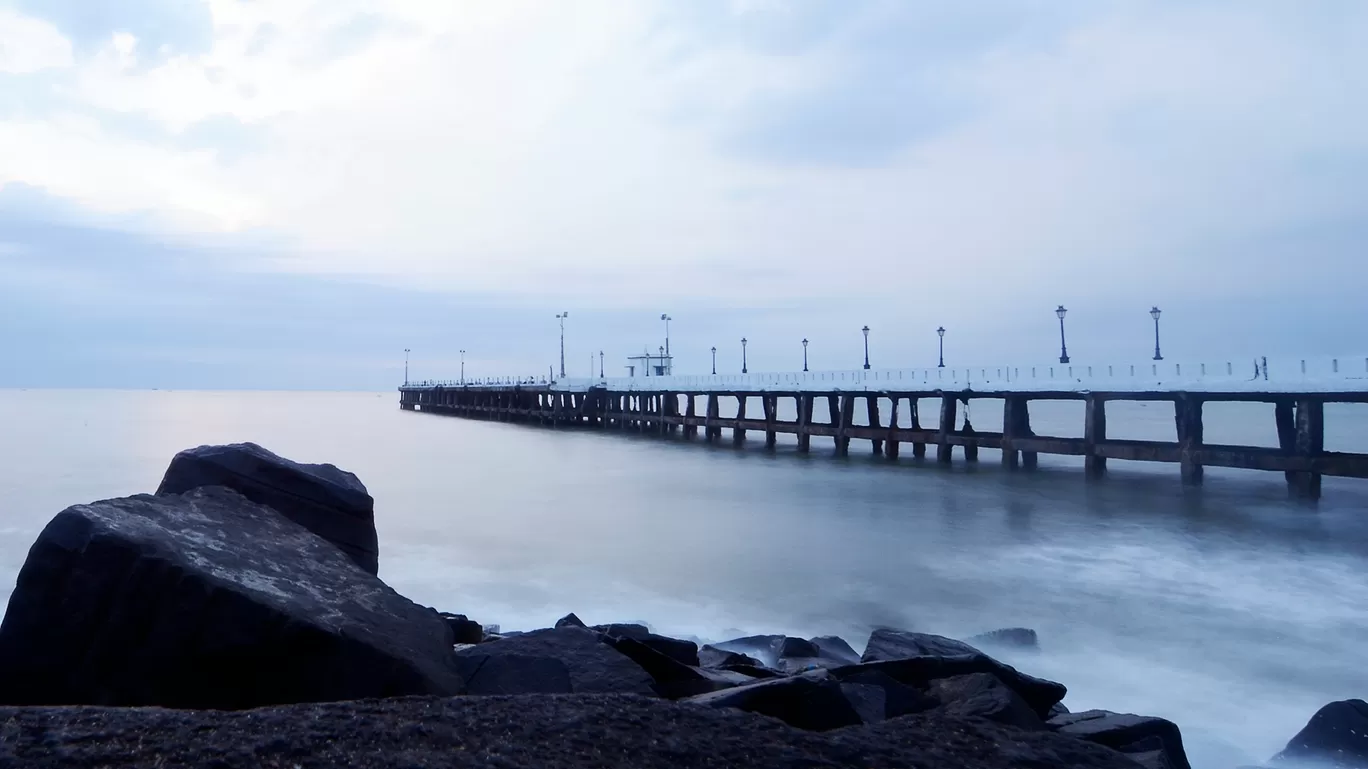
2 389 1366 767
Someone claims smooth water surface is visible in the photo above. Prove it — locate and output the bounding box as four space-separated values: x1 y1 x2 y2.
1 389 1366 764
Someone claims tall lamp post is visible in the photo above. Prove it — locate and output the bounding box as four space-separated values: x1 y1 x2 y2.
661 314 672 356
802 338 809 372
599 350 605 378
1056 305 1070 364
459 349 465 384
862 325 871 370
710 346 717 375
404 348 411 384
555 311 569 378
659 345 665 376
741 337 748 374
1150 307 1163 361
936 327 945 368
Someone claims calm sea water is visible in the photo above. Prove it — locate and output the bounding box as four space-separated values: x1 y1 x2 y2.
2 389 1367 765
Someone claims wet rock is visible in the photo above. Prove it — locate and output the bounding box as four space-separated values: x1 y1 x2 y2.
928 673 1043 730
711 634 784 668
440 613 484 645
600 636 736 698
720 663 783 680
685 669 864 732
847 629 1066 717
966 627 1039 651
1270 699 1368 769
454 627 654 696
593 623 650 639
554 613 587 629
455 654 573 695
779 637 820 659
834 668 938 721
1050 701 1071 718
780 635 865 673
156 442 379 575
699 645 763 670
0 487 461 708
810 636 862 665
1049 709 1191 769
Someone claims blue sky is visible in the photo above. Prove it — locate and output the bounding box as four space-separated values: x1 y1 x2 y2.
1 0 1366 389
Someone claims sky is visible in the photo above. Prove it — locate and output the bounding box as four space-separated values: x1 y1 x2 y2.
1 0 1366 389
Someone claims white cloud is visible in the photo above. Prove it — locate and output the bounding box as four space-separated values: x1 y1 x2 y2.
0 8 73 73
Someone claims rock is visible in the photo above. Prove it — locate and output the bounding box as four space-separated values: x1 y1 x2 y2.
1049 701 1071 718
928 673 1043 730
846 629 1066 717
593 623 650 639
720 663 783 680
685 670 865 732
711 634 785 668
555 613 587 629
454 627 654 696
810 636 862 665
639 634 700 668
966 627 1040 651
0 693 1161 769
780 637 820 659
840 683 888 725
1049 709 1192 769
1270 699 1368 769
0 488 461 708
440 613 483 645
779 635 865 674
699 645 763 670
834 668 938 721
155 442 380 575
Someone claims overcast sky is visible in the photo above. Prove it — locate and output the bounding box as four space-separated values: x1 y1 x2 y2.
2 0 1366 389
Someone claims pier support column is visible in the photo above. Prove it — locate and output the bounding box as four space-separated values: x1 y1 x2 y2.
911 399 926 458
886 398 901 459
659 394 669 435
763 395 778 449
706 394 720 441
937 395 957 463
797 396 814 453
1084 394 1108 478
733 395 747 444
1275 399 1295 482
685 395 697 439
867 396 884 456
836 395 854 456
1289 398 1324 500
1001 396 1022 468
1175 395 1204 485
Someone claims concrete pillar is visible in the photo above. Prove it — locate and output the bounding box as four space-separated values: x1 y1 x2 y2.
911 399 927 458
886 397 901 459
867 396 883 456
1289 398 1324 500
733 395 747 444
797 395 813 453
937 395 957 463
1084 394 1107 478
1175 395 1204 485
763 395 778 449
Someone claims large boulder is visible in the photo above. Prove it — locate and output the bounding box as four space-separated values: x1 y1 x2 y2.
454 627 655 696
1049 709 1191 769
0 488 461 708
156 443 379 575
685 669 865 731
1270 699 1368 769
928 673 1042 730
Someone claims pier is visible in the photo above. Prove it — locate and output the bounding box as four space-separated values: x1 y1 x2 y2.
399 355 1368 500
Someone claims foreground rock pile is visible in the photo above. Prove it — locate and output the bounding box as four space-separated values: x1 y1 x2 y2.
0 443 1360 769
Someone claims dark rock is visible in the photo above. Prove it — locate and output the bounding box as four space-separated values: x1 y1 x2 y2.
155 442 379 575
840 683 888 725
602 636 750 699
1050 709 1192 769
1271 699 1368 769
810 636 862 665
780 637 820 659
592 623 650 640
685 670 864 732
850 629 1065 717
699 645 763 670
834 668 938 720
711 634 785 668
928 673 1043 730
0 488 461 708
1120 737 1175 769
1050 701 1071 718
555 613 587 629
966 627 1040 651
640 634 700 668
720 663 783 679
454 627 654 695
440 613 484 645
455 654 573 695
779 635 865 674
0 693 1160 769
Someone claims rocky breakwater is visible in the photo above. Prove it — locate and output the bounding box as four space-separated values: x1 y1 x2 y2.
0 445 1360 769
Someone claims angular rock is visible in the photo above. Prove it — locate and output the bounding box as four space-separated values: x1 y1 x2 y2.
966 627 1040 651
928 673 1043 730
721 663 783 680
1050 709 1192 769
780 635 864 674
780 637 820 659
440 613 483 645
1270 699 1368 769
593 623 650 639
699 645 763 670
711 634 785 668
156 443 379 575
554 612 587 629
0 488 461 708
685 670 864 732
455 654 573 695
810 636 862 665
453 627 654 696
835 668 938 721
850 629 1065 717
840 683 888 725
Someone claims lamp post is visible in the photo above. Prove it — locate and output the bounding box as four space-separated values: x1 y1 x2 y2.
862 325 871 370
1150 307 1163 360
404 348 410 384
599 350 605 378
936 327 945 368
659 345 665 376
741 337 748 374
555 311 569 378
711 346 717 375
459 349 465 384
1056 305 1070 364
802 338 809 372
661 314 672 356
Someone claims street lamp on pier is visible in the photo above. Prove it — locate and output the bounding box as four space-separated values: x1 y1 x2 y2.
659 345 665 376
459 349 465 384
936 327 945 368
661 314 672 356
741 338 748 374
1055 305 1070 364
599 350 605 378
862 326 871 370
802 338 809 372
555 312 569 378
1150 307 1163 361
711 346 717 375
404 348 411 384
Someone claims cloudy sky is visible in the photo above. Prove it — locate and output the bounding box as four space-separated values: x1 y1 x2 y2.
2 0 1365 389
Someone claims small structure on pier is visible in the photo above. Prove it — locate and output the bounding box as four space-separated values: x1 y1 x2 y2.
626 352 673 378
